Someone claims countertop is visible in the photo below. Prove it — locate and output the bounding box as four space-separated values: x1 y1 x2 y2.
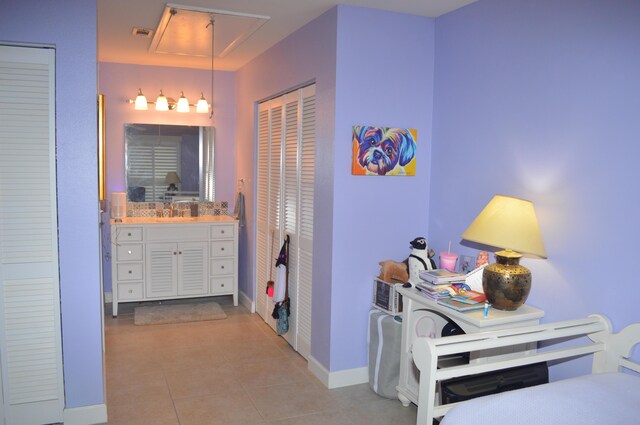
110 215 238 225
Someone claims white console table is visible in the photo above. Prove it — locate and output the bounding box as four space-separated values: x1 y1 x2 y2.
395 285 545 407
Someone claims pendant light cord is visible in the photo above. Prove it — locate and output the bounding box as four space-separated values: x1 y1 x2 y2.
207 18 215 119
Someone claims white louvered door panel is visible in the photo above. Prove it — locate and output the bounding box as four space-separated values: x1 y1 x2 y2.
265 100 283 331
255 84 315 355
0 45 64 424
282 92 299 348
256 105 270 321
146 243 178 297
296 86 316 359
177 242 208 295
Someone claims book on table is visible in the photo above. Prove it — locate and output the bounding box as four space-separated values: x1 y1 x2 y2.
437 297 487 312
419 269 467 284
451 289 487 304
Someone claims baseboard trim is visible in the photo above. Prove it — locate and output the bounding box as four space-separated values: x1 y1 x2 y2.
63 403 107 425
104 291 113 303
239 290 255 313
308 355 369 389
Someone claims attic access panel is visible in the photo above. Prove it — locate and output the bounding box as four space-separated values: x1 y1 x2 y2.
150 3 270 58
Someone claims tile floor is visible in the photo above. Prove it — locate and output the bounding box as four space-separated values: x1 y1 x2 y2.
104 296 418 425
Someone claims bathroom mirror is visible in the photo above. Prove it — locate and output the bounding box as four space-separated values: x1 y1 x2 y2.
125 124 215 202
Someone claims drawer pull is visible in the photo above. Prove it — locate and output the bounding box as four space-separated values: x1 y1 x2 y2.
179 251 182 255
221 230 225 234
221 247 225 251
127 250 132 254
128 289 133 294
128 270 132 274
128 232 132 236
221 283 225 287
221 265 225 269
173 252 177 255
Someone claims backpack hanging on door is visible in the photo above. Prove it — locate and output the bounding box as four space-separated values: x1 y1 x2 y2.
271 235 290 335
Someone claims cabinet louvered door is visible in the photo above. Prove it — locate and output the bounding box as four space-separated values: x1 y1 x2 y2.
0 45 64 424
146 243 178 298
177 242 208 296
255 84 315 355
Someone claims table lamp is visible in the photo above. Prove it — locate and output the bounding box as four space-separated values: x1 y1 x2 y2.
461 195 546 311
165 171 181 192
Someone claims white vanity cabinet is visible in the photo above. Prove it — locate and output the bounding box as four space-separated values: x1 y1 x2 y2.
111 218 239 316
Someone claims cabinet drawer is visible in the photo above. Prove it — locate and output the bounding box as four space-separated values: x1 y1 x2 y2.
210 240 234 258
210 277 233 294
116 227 143 242
116 244 143 262
118 282 143 300
210 258 234 276
116 263 143 281
210 224 234 239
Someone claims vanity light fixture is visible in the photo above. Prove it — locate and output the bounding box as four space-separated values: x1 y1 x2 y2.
128 88 210 113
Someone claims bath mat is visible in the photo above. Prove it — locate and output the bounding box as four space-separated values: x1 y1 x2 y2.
134 301 227 325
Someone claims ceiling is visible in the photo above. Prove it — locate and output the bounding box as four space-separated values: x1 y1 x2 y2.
98 0 476 71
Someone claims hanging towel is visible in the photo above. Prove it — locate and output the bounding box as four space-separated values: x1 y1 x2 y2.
233 191 245 227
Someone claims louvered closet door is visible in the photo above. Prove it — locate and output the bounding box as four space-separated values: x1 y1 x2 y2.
281 91 300 347
0 45 64 424
256 103 270 322
256 97 283 328
255 84 315 357
296 85 316 359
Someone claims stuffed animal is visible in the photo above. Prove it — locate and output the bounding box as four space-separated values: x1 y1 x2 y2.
404 237 436 285
378 260 409 283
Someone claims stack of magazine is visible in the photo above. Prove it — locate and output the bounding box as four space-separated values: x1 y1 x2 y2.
416 269 488 311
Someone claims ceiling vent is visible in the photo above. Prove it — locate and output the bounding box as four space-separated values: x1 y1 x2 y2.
149 3 270 58
131 27 154 38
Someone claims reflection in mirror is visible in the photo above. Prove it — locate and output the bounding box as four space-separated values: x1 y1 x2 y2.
125 124 215 202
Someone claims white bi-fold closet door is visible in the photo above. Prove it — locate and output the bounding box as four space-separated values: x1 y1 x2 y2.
256 84 315 359
0 45 64 424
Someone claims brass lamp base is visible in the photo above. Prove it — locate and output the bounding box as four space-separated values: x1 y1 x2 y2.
482 250 531 311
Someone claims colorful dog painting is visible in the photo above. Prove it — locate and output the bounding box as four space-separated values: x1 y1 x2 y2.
352 125 417 176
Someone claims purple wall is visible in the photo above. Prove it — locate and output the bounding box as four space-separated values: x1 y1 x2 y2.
235 8 338 366
430 0 640 378
98 62 237 292
237 5 434 372
331 6 435 371
0 0 103 409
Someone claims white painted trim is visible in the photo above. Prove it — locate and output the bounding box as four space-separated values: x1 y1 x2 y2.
239 290 255 313
308 355 369 389
104 291 113 303
63 403 107 425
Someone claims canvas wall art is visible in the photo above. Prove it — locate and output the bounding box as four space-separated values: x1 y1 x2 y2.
352 125 417 176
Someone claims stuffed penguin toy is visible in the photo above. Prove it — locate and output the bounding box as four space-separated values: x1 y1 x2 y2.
405 237 436 285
